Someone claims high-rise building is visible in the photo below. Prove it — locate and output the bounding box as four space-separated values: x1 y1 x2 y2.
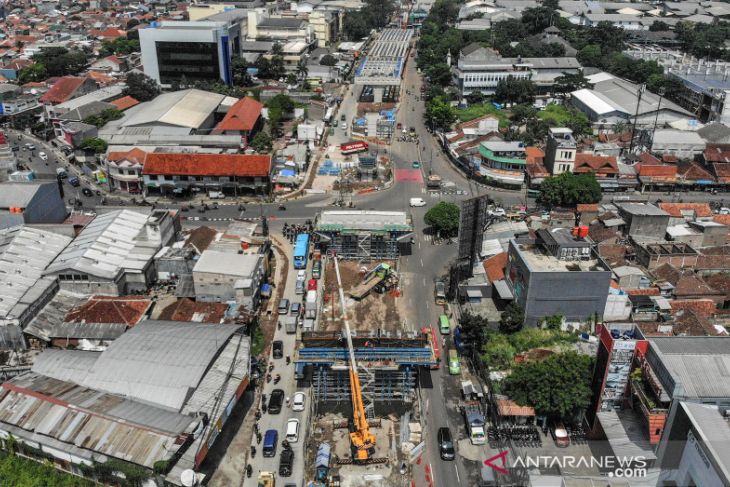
140 21 241 86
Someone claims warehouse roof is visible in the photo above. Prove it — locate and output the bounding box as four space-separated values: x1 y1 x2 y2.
0 182 48 208
193 250 262 277
215 97 263 132
0 226 72 322
45 210 154 279
317 210 412 231
571 88 627 116
121 89 227 129
680 401 730 483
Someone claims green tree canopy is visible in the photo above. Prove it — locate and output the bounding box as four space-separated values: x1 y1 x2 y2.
18 63 48 84
424 201 460 237
251 131 273 153
32 47 88 77
538 172 602 208
503 351 593 419
98 37 139 57
83 108 123 128
499 301 525 334
80 137 108 154
122 72 160 102
459 312 490 358
342 0 395 40
495 77 536 105
320 54 338 66
425 96 456 132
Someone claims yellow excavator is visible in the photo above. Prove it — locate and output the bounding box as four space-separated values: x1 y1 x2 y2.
333 256 376 462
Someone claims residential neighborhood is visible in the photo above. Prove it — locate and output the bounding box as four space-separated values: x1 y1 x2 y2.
1 0 730 487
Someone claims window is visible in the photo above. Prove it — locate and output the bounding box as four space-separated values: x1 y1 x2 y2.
180 175 189 181
164 175 173 181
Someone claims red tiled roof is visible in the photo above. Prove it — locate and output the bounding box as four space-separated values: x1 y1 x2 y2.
142 153 271 177
669 299 718 319
107 148 146 165
104 55 123 65
156 298 228 323
678 161 715 182
626 287 661 296
87 70 114 85
88 28 126 39
39 76 87 104
483 252 507 282
64 295 151 326
215 97 263 132
639 164 677 180
712 163 730 183
574 153 618 175
704 273 730 297
713 215 730 226
577 203 599 212
696 254 730 270
109 95 140 111
703 144 730 164
662 154 678 164
526 162 549 178
658 202 713 218
525 146 545 164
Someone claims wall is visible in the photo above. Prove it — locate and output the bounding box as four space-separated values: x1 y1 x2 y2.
57 276 122 296
24 182 68 225
627 214 670 240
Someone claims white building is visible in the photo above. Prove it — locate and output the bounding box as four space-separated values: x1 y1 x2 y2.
139 21 242 86
193 250 265 310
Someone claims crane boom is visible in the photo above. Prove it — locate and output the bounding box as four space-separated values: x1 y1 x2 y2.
332 256 376 461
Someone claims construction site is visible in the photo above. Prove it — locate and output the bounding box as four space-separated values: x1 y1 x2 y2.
298 257 436 487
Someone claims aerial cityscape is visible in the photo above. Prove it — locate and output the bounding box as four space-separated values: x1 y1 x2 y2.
1 0 730 486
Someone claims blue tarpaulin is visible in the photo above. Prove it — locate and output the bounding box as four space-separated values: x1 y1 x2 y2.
279 169 296 177
261 283 272 298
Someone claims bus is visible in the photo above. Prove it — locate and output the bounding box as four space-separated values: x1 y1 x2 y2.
293 234 310 270
448 349 461 375
439 314 450 335
340 141 369 155
421 326 440 370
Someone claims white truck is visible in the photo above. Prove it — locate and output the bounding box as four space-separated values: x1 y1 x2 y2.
305 290 318 320
462 401 487 445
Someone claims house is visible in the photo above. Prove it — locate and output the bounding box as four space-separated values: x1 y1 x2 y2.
638 164 678 191
105 147 147 193
0 181 67 230
615 202 671 240
109 95 139 111
213 96 263 146
89 55 126 73
574 153 619 189
39 76 97 105
142 152 272 196
193 250 265 310
650 129 706 159
658 203 714 225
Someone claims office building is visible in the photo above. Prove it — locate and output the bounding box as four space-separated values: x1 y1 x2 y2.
544 127 577 175
140 21 241 86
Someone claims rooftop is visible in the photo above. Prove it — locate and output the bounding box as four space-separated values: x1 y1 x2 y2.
214 96 263 132
64 295 151 326
121 89 227 129
681 401 730 483
142 153 272 177
317 210 412 232
0 226 72 322
616 202 670 217
193 250 262 277
512 239 608 273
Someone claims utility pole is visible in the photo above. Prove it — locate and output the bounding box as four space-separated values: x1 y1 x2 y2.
628 84 645 155
650 88 665 153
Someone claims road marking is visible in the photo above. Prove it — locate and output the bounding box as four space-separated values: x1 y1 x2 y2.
454 464 460 483
430 463 435 486
420 258 424 267
422 277 426 287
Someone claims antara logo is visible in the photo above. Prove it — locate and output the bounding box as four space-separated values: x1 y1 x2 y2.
484 450 509 475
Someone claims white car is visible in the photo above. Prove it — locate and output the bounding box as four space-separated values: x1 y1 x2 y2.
292 391 306 412
409 198 426 207
297 270 306 279
488 207 506 217
38 151 48 160
286 418 300 443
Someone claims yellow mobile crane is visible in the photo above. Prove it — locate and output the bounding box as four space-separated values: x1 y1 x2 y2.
333 256 376 462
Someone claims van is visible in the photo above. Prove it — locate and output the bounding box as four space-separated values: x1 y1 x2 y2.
263 430 278 457
552 423 570 448
286 418 300 443
278 299 290 314
285 316 297 334
68 176 80 187
409 198 426 207
448 350 461 375
208 191 224 199
295 279 305 295
439 315 450 335
312 260 321 279
435 281 446 304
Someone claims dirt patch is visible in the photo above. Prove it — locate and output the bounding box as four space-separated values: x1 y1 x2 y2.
321 260 402 333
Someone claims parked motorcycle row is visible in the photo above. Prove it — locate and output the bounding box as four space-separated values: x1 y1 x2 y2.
488 425 542 448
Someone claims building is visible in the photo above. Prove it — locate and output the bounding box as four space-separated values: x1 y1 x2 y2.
635 242 700 271
477 141 530 187
105 147 147 193
544 127 577 175
212 96 263 145
651 129 706 158
314 210 413 260
39 76 97 105
193 250 265 309
571 73 693 129
0 321 250 485
573 153 620 190
615 202 671 240
247 11 314 44
142 152 271 196
0 181 67 230
453 43 581 97
0 226 72 327
140 21 242 86
44 210 176 295
505 230 612 326
354 29 412 88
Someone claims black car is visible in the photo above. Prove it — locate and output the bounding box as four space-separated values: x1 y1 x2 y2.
438 427 455 461
273 340 283 359
278 447 294 477
268 388 285 414
81 188 93 197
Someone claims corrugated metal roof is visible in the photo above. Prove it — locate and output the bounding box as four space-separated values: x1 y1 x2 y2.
0 374 195 468
0 226 72 321
317 211 412 231
121 89 226 129
681 401 730 481
193 251 262 277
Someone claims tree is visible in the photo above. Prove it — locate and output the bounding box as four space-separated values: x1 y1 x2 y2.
425 63 452 87
320 54 338 66
425 96 456 132
553 71 592 97
510 103 537 125
80 137 108 154
494 77 536 105
465 91 486 105
543 0 559 10
649 20 670 32
296 60 309 81
98 37 139 57
538 104 591 137
343 11 372 40
499 302 525 334
272 42 284 56
251 131 273 153
521 7 555 35
538 172 602 208
424 201 460 237
502 352 593 419
577 44 602 67
126 18 140 29
543 314 563 330
18 63 48 83
123 72 160 101
459 313 490 358
83 108 123 128
32 47 87 77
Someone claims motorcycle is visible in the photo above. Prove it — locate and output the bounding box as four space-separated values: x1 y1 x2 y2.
274 374 281 384
286 356 291 365
266 373 272 383
268 362 274 372
278 204 287 211
278 321 282 330
251 446 256 458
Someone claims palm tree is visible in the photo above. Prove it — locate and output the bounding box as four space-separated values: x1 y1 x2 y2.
296 61 308 82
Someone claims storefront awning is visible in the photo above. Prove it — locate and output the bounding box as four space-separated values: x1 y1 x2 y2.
493 280 513 300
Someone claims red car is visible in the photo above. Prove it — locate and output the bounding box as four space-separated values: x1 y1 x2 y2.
307 279 317 291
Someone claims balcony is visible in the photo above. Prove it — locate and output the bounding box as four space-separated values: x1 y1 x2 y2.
631 373 668 445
